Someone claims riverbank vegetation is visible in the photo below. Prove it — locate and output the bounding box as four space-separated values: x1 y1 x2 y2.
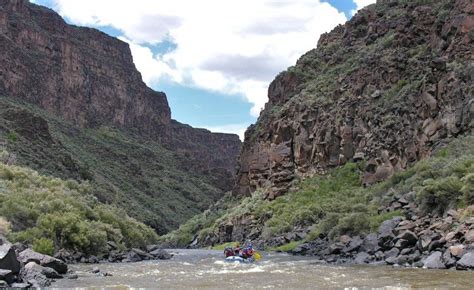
162 136 474 248
0 154 158 255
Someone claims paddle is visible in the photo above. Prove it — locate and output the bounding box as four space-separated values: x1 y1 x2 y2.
254 251 262 261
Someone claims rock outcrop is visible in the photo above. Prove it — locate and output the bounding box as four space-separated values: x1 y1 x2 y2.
234 0 473 199
0 238 70 287
0 0 241 190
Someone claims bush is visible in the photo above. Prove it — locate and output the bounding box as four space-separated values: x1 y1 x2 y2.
32 238 55 256
0 163 158 255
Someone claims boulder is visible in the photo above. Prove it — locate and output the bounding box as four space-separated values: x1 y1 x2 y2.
396 231 418 246
465 230 474 243
150 249 172 260
354 252 370 264
132 248 154 260
378 218 401 246
18 249 68 274
0 280 8 287
442 250 456 268
394 255 410 265
361 233 380 254
0 244 21 274
20 262 51 287
423 251 446 269
53 249 74 263
123 251 142 262
0 269 14 284
456 251 474 270
385 248 400 258
146 244 160 252
329 243 344 255
344 236 363 253
42 266 62 279
339 235 352 245
449 245 465 258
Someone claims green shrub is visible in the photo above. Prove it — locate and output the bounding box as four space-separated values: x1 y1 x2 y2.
32 238 55 256
0 163 158 255
6 132 17 142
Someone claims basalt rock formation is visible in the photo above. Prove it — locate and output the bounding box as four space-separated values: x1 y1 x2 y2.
234 0 473 199
0 0 241 232
0 0 240 185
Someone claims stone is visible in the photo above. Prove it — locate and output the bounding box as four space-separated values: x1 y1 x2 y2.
423 252 446 269
18 249 68 274
0 244 21 274
54 249 74 263
378 217 402 249
87 255 99 264
442 250 457 268
344 236 363 253
384 248 400 260
465 230 474 243
149 249 172 260
428 239 445 252
91 267 100 274
20 262 51 287
354 252 370 264
400 248 413 256
394 255 410 265
0 280 8 287
124 251 142 262
449 245 465 258
0 269 14 284
132 248 154 260
361 234 380 254
396 221 415 231
397 231 418 246
456 252 474 270
329 243 344 255
340 235 352 245
146 244 160 252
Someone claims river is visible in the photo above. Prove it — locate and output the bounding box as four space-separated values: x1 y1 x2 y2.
52 249 474 289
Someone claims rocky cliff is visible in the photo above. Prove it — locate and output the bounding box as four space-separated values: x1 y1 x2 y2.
234 0 473 199
0 0 241 190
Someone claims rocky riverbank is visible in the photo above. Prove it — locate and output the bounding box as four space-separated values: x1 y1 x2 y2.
0 236 72 287
288 204 474 270
54 242 172 264
0 235 173 287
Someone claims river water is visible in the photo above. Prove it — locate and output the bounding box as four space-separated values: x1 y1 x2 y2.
52 249 474 289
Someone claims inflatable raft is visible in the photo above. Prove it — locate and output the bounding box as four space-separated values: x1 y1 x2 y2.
224 256 254 263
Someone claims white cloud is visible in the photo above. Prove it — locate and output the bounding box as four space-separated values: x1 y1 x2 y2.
49 0 347 117
352 0 376 15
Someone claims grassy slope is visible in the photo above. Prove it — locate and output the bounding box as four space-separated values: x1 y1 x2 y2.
0 96 223 234
162 135 473 247
0 157 158 256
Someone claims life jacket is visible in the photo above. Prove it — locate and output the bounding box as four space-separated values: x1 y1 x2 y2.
224 247 234 257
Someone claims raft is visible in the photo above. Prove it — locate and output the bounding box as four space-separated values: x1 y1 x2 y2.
224 256 254 263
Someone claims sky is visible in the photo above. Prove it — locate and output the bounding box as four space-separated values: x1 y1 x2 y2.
30 0 376 139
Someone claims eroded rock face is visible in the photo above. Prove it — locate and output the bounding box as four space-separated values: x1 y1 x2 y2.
234 0 474 198
0 0 241 189
0 0 170 133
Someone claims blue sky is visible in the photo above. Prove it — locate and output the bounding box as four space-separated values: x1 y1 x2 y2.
32 0 372 139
